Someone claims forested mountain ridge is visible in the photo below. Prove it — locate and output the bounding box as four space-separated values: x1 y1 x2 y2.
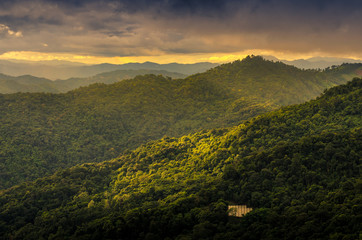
0 78 360 239
0 69 186 94
53 69 186 93
0 60 217 80
191 55 361 105
324 62 362 81
0 56 361 96
263 55 362 70
0 56 359 189
0 74 271 189
0 73 60 93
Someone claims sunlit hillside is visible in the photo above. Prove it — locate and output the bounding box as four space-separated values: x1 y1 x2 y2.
0 78 360 239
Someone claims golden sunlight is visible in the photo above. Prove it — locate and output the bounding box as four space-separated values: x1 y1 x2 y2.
0 50 357 65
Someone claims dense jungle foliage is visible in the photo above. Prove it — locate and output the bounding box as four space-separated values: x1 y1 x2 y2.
0 56 360 189
0 78 360 239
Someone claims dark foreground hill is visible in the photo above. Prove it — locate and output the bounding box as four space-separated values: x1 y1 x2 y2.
0 56 359 189
0 78 360 239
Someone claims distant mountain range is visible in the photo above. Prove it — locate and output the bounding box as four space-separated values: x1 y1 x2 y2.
263 55 362 69
0 70 186 94
1 56 361 80
0 60 218 80
1 56 361 95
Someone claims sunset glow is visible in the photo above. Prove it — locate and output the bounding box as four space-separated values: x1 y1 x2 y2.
0 0 361 65
1 50 360 65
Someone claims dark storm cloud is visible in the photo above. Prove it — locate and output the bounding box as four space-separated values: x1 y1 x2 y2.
0 0 361 58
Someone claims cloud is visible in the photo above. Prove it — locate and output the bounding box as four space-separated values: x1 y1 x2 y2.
0 24 22 37
0 0 361 59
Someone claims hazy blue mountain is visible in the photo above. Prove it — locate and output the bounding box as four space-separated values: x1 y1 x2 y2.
0 60 217 80
0 73 59 93
262 55 362 69
0 69 186 93
53 69 186 92
1 55 360 95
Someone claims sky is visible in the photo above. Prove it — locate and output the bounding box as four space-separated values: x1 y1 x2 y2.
0 0 361 64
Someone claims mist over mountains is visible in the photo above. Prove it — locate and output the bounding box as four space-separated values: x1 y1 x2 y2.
1 55 362 84
0 60 218 80
0 70 186 94
1 55 362 83
263 55 362 69
0 56 361 94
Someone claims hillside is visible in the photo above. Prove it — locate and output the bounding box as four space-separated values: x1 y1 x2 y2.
0 74 270 189
0 56 359 189
1 56 361 95
324 63 362 82
0 74 60 93
0 78 360 239
53 69 186 92
263 55 362 69
0 70 186 94
192 56 362 105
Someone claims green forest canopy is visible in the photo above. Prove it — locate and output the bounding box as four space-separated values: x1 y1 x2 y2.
0 56 361 189
0 78 360 239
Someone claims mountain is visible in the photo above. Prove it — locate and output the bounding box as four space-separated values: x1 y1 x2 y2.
1 56 361 95
192 56 361 105
54 69 186 92
263 55 362 69
105 61 220 75
0 70 186 94
324 62 362 80
0 74 270 189
285 58 362 70
0 60 217 80
0 78 360 239
0 73 61 93
0 56 360 189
